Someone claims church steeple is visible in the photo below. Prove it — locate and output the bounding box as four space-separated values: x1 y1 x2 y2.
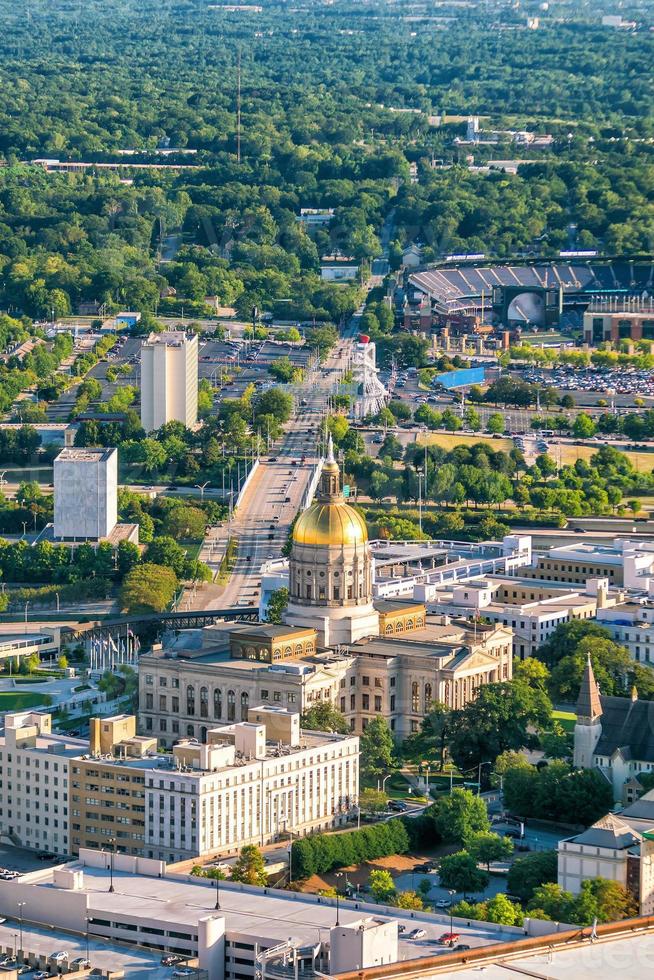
573 653 604 770
318 433 341 500
576 653 603 722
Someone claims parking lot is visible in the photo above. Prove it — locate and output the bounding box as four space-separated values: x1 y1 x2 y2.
524 365 654 399
0 847 58 876
0 921 169 979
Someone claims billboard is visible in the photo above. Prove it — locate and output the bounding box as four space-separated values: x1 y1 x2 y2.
436 366 485 389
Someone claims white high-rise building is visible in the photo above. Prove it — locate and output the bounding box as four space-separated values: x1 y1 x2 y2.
53 447 118 540
140 331 198 432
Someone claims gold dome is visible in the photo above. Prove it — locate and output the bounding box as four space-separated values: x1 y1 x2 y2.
292 500 368 548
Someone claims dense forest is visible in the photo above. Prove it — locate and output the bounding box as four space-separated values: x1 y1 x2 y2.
0 0 651 321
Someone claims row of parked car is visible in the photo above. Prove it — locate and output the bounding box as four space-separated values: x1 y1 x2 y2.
0 952 90 978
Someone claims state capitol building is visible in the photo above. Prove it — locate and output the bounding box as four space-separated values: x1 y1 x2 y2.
139 439 513 744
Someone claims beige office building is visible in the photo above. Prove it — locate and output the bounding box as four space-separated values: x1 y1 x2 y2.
68 709 357 863
0 711 86 856
140 330 198 432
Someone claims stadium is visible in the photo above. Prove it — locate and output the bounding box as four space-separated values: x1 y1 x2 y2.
406 258 654 329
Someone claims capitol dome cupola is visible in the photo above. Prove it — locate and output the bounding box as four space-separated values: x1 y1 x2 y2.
283 434 379 646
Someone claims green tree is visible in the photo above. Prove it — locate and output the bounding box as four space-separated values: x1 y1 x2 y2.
57 654 68 670
264 587 289 625
301 701 348 734
465 831 513 870
146 537 189 577
359 716 396 784
392 890 424 911
230 845 268 886
464 407 482 431
486 413 505 435
572 413 597 439
120 562 178 614
528 882 575 922
404 701 452 770
23 653 40 674
359 787 389 816
572 877 638 924
430 788 490 843
448 678 552 771
484 893 524 926
438 850 489 897
160 505 206 541
369 869 396 903
507 851 558 904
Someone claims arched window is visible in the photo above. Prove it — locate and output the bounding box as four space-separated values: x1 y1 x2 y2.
186 724 194 737
227 690 236 722
200 726 207 743
240 691 249 721
214 689 222 719
186 685 195 716
424 683 432 710
411 682 419 713
200 687 208 718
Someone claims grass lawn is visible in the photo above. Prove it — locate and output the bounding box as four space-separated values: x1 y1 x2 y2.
181 541 203 561
552 709 576 732
417 432 514 453
554 443 654 471
0 691 50 711
385 773 428 803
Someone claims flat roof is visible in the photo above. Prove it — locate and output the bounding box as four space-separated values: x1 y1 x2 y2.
54 447 116 462
0 919 169 978
143 330 193 346
374 600 426 614
16 864 511 959
231 624 316 641
544 543 623 563
0 731 88 760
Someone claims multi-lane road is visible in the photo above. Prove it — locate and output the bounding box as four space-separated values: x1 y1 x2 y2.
194 338 356 610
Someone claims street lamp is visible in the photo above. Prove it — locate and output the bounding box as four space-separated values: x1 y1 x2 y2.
17 902 25 954
416 466 424 535
108 838 116 892
478 761 492 796
334 872 343 927
214 876 220 910
448 890 456 944
85 916 93 961
195 481 209 503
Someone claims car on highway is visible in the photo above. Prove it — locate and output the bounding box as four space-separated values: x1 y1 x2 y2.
70 958 91 969
406 928 426 940
453 944 471 952
438 933 459 945
161 954 184 967
172 968 196 978
435 899 452 909
48 953 68 964
33 972 51 979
